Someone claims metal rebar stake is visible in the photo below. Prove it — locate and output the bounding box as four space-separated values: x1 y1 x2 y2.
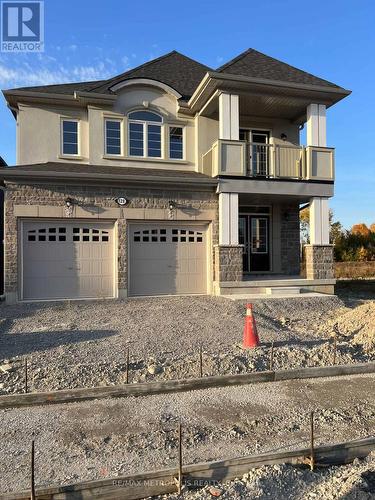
269 341 274 371
126 348 129 384
199 344 203 378
178 421 182 493
333 335 337 366
310 411 315 471
30 440 36 500
25 358 28 394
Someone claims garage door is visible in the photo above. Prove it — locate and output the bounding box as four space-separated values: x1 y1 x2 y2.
22 221 115 300
129 223 208 296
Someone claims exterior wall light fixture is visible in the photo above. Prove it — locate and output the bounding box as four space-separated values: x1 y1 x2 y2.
64 197 74 217
168 200 176 220
280 133 288 141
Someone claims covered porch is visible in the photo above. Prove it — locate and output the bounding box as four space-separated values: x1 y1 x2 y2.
213 191 335 296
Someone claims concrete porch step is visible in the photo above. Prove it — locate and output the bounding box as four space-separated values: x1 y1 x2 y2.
215 278 336 296
265 286 301 295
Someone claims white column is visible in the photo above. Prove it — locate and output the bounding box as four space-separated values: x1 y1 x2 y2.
306 103 326 147
230 94 239 141
310 197 330 245
219 192 239 245
229 193 239 245
219 93 239 140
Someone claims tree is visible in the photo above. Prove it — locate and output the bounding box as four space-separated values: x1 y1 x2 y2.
370 223 375 234
330 221 344 244
351 223 371 237
300 207 310 244
299 207 335 244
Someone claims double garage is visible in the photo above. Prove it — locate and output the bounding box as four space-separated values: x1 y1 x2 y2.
21 220 209 301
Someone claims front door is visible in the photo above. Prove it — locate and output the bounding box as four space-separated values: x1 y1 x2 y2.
239 214 270 273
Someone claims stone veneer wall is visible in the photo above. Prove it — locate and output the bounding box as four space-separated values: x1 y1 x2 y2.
280 204 300 275
214 245 243 282
4 182 218 298
305 244 334 280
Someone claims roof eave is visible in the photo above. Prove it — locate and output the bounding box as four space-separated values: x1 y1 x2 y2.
2 89 117 110
0 169 218 187
187 71 351 114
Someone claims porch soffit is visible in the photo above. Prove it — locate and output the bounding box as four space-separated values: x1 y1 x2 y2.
189 73 351 123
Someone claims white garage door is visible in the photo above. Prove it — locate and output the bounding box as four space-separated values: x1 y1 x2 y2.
129 223 208 296
22 220 115 300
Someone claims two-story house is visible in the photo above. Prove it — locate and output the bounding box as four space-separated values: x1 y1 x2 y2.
0 49 350 302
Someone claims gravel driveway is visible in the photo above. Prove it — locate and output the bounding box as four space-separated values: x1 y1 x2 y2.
1 373 374 495
0 292 374 394
0 295 344 359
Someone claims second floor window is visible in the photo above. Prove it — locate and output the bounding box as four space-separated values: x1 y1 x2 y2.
128 110 162 158
105 120 122 155
62 120 78 155
169 127 183 159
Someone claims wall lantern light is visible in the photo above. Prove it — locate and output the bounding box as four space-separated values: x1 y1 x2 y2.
280 133 287 141
65 197 74 208
168 200 176 211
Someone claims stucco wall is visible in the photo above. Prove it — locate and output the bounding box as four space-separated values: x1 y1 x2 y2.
4 182 219 300
16 87 196 171
17 104 89 164
16 87 301 174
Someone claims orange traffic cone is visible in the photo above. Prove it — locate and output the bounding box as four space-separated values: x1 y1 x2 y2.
243 303 259 348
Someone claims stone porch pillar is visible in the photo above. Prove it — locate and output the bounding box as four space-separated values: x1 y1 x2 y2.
305 105 333 281
216 192 243 282
305 197 334 280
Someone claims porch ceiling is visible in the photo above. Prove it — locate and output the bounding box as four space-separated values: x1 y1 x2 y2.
238 192 311 205
191 72 351 124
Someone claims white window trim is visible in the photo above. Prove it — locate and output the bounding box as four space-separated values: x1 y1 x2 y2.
60 118 80 158
127 111 163 159
168 125 185 161
104 118 123 156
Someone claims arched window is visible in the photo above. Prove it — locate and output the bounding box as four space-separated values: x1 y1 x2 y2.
128 110 162 158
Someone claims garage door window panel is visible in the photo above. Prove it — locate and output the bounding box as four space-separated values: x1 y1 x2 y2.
133 228 167 243
27 227 68 242
72 227 110 242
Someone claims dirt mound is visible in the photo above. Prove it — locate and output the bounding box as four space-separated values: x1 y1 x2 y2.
323 301 375 350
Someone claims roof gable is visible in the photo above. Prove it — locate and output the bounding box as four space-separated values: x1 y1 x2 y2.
90 51 212 99
217 48 340 89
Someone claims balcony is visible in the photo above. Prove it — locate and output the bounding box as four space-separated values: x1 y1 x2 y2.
202 140 335 181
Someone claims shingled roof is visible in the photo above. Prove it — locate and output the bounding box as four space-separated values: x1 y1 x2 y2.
217 48 340 88
89 51 212 99
11 51 212 100
0 162 217 186
5 48 345 100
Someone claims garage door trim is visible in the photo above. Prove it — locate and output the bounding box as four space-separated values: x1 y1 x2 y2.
19 218 118 301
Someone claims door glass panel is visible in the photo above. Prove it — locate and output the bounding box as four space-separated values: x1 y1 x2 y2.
251 218 268 254
239 216 249 273
251 131 269 176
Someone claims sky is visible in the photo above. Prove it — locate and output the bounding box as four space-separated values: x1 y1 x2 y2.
0 0 374 229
